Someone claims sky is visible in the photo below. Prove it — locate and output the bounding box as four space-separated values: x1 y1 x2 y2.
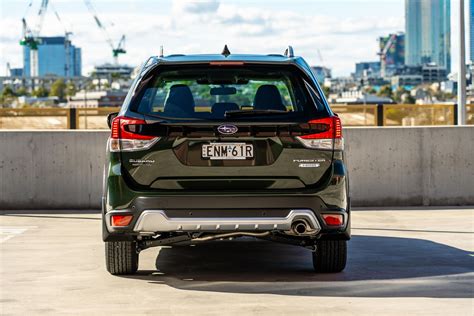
0 0 464 77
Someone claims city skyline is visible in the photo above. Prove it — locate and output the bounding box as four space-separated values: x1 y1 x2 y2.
0 0 465 77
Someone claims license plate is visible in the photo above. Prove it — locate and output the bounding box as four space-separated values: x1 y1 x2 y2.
202 143 254 160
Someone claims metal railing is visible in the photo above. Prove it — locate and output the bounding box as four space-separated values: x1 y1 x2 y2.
331 103 473 126
74 107 121 129
0 104 472 129
0 107 120 129
0 107 73 129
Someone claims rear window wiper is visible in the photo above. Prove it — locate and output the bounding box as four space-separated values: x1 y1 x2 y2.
225 109 289 118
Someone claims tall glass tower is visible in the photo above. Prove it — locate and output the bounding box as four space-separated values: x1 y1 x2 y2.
470 0 474 63
23 36 82 77
405 0 451 70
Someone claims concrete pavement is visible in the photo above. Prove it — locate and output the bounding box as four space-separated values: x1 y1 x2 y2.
1 208 473 315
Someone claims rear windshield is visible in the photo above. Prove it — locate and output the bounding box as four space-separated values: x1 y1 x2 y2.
131 65 325 121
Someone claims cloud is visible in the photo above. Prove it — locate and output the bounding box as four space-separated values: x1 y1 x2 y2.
0 0 406 77
215 5 277 36
172 0 220 14
218 11 267 26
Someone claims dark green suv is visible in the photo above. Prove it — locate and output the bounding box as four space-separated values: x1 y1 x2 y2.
102 47 350 275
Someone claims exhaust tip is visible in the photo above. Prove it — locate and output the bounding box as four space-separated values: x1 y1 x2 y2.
292 220 308 235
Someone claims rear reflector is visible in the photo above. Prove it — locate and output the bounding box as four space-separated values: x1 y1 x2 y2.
111 215 133 227
321 214 344 226
296 116 344 150
109 116 160 152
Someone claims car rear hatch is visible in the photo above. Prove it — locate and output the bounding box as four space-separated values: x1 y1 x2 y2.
110 63 342 191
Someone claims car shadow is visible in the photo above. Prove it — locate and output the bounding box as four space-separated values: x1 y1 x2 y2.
123 235 474 298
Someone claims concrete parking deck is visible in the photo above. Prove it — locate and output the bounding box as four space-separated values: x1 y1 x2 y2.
1 208 473 315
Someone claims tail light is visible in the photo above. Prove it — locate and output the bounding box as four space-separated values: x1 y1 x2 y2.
109 116 160 152
296 116 344 150
111 215 133 227
322 214 344 226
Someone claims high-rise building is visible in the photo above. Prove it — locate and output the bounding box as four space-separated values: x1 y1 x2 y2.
9 68 23 77
405 0 422 66
23 36 82 77
470 0 474 63
405 0 451 70
379 33 405 76
354 62 381 78
310 66 332 84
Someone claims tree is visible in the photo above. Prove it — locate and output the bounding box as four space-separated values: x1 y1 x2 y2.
434 90 455 102
377 85 393 99
50 79 67 100
394 87 408 103
32 86 49 98
111 72 122 80
0 86 17 107
102 81 111 89
87 81 96 90
66 82 77 96
404 94 416 104
1 86 16 98
16 87 29 96
364 86 376 94
322 86 331 98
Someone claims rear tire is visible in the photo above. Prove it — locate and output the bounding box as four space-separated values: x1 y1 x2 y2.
312 240 347 273
105 241 139 275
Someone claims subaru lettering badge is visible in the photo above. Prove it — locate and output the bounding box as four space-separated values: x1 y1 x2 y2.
217 124 238 135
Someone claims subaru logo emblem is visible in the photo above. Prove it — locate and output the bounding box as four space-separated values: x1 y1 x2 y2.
217 124 238 135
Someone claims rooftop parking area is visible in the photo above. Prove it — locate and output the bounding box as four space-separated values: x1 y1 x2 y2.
1 207 473 315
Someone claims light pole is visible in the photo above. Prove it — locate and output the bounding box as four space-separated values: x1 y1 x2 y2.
458 0 467 125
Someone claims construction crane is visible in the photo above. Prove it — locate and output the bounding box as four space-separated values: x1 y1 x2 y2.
20 0 49 76
20 18 38 50
83 0 126 64
378 34 397 79
20 0 74 76
317 49 324 64
49 1 74 76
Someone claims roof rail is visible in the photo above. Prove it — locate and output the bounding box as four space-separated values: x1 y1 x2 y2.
284 45 294 58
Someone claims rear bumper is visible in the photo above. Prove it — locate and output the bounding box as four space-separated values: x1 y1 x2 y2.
103 194 350 241
107 209 321 234
103 155 350 241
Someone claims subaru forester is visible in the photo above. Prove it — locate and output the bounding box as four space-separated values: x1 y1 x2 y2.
102 46 350 275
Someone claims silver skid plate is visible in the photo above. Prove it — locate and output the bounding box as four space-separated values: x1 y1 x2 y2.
132 209 320 234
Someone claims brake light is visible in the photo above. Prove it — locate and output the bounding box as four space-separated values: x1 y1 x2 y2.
322 214 344 226
109 116 160 152
111 215 133 227
296 116 344 150
209 61 245 66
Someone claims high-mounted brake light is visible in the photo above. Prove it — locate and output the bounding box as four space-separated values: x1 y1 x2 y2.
296 116 344 150
109 116 160 152
209 61 245 66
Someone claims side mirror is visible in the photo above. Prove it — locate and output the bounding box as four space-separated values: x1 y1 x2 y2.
107 112 119 129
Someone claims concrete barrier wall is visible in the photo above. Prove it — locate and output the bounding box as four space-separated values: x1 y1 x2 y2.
0 131 109 210
344 127 474 206
0 127 473 209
